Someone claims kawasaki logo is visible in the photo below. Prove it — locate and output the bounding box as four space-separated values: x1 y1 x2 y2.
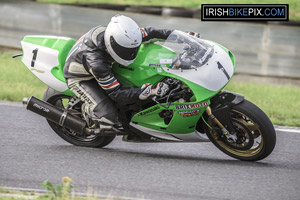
138 106 160 116
175 102 209 110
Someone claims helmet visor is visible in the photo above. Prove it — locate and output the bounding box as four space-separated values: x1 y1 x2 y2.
110 36 139 61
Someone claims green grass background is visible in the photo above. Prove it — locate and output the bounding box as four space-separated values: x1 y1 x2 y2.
37 0 300 21
226 81 300 127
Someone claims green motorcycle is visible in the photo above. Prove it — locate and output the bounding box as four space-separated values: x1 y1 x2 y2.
17 30 276 161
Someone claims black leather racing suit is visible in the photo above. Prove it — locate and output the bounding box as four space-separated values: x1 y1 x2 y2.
63 26 173 124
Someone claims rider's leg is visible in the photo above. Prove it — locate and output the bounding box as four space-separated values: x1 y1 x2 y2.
67 78 118 129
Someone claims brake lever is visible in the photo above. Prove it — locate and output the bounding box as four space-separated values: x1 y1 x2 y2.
152 83 182 109
152 96 171 109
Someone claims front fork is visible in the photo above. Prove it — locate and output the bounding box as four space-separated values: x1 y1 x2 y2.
205 106 239 142
205 106 229 135
204 91 245 141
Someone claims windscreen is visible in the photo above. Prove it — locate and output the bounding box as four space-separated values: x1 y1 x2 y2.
162 30 214 70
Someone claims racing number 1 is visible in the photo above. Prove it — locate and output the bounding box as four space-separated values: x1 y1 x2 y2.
31 48 38 68
217 61 230 80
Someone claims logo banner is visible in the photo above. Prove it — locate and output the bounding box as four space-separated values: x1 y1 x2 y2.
201 4 289 21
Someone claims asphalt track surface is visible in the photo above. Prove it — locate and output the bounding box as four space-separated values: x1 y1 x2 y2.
1 102 300 200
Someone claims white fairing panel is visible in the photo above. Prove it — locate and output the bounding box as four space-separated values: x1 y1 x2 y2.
160 31 234 92
21 41 68 92
130 123 210 142
163 42 234 91
130 123 182 141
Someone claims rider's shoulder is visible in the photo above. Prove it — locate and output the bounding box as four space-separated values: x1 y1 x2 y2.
85 26 107 48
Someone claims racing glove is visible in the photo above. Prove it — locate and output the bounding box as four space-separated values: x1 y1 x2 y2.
139 82 169 100
187 31 201 38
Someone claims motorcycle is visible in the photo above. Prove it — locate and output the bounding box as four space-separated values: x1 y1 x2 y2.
15 30 276 161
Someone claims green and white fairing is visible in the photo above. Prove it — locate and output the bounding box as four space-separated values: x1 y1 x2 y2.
113 30 235 141
20 31 235 142
21 35 75 96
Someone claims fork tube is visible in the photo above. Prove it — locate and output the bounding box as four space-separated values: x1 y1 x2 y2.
205 106 229 136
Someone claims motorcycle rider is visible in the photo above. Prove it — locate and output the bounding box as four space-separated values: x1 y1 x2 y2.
64 14 199 130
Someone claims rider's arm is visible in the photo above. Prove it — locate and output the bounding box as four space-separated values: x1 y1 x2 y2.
141 26 174 42
83 50 143 105
141 27 200 42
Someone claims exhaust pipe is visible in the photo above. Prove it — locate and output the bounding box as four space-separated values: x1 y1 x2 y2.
26 96 86 135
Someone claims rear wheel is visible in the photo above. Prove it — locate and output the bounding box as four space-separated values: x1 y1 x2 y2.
43 87 115 148
204 100 276 161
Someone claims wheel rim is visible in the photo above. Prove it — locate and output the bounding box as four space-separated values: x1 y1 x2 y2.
213 110 264 157
48 95 101 143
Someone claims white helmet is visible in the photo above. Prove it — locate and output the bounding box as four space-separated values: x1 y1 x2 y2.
104 14 142 66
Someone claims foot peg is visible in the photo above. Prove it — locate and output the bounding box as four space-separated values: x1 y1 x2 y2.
84 127 116 136
84 127 126 137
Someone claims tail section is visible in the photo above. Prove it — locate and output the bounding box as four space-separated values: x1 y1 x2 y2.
21 35 75 94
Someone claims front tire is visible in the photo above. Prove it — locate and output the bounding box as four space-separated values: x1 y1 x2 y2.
205 100 276 161
43 87 115 148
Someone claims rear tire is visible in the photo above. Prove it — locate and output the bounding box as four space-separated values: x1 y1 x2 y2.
205 100 276 161
43 87 115 148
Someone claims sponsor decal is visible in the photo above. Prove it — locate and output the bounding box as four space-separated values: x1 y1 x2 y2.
175 101 209 110
138 106 160 116
33 103 50 113
179 110 200 117
72 85 94 107
149 64 169 70
160 59 173 64
150 136 164 142
149 64 161 67
31 68 45 73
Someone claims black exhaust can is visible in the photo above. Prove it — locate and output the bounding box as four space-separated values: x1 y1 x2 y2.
26 96 86 134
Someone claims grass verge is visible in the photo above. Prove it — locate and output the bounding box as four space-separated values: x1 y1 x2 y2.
1 47 299 126
225 81 300 127
36 0 300 21
0 187 36 200
0 48 47 101
0 177 112 200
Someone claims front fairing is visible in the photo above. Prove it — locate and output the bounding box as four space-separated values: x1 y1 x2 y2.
159 30 235 92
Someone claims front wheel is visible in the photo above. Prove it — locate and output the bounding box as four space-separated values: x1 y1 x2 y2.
205 100 276 161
